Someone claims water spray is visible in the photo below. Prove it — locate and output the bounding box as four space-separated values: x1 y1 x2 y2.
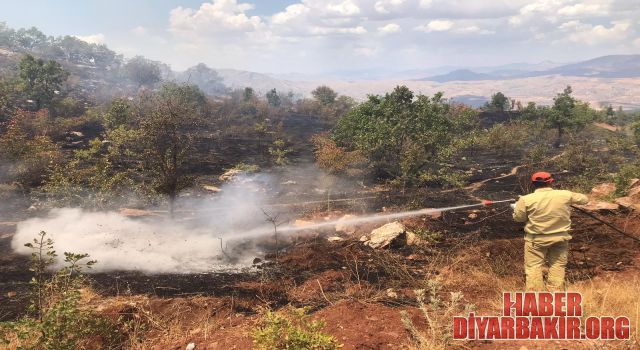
232 199 516 240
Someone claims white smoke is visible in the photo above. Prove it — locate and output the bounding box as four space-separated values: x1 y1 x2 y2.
11 165 364 274
11 173 280 274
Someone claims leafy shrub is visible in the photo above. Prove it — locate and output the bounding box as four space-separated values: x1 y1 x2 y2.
312 134 366 177
556 138 609 192
252 307 341 350
631 121 640 146
269 139 292 166
0 232 121 350
614 163 640 196
331 86 478 187
0 113 61 187
42 137 137 208
476 121 541 156
412 228 442 244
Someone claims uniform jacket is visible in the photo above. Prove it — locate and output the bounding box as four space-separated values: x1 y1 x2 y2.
513 187 589 236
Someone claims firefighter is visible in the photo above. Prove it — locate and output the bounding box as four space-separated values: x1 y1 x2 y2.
511 171 589 291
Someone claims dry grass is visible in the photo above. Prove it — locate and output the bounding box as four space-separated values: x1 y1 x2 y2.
438 241 522 312
569 274 640 349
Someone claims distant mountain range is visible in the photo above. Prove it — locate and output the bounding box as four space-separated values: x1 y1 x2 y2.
419 55 640 82
1 23 640 109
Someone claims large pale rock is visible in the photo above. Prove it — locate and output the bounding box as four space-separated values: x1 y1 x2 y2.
590 183 616 199
578 201 620 212
628 186 640 199
615 197 640 211
367 221 406 249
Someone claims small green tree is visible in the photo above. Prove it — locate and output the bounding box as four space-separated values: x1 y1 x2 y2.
18 54 69 110
103 98 131 130
137 83 207 215
124 56 161 87
311 85 338 105
243 87 255 101
485 91 510 112
266 88 281 107
269 139 292 166
543 86 596 147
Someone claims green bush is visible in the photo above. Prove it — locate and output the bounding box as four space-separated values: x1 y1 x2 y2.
631 121 640 146
331 86 478 187
0 232 122 350
252 308 341 350
614 163 640 196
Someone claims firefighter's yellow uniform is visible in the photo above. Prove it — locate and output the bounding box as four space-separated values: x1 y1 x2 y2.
513 188 589 290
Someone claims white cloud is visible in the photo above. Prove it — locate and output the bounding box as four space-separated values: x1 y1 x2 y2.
73 33 105 44
415 19 454 32
558 3 607 16
327 0 361 16
131 26 148 36
457 25 495 35
169 0 263 37
563 20 631 45
310 26 366 35
374 0 406 14
152 0 639 73
558 20 582 30
418 0 432 9
510 0 614 26
378 23 402 34
272 4 309 25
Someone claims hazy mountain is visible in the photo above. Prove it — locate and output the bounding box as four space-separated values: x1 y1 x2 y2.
538 55 640 78
419 55 640 82
419 69 494 82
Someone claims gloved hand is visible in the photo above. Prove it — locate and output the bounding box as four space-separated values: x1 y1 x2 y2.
510 203 516 210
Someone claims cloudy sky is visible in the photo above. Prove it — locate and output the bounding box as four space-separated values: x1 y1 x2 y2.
1 0 638 74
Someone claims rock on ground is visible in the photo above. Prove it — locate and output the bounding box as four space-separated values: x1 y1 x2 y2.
366 221 407 249
590 183 616 199
578 201 620 212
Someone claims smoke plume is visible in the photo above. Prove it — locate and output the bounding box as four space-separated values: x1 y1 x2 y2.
11 165 362 274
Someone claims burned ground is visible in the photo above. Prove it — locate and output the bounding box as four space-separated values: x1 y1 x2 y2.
2 190 639 349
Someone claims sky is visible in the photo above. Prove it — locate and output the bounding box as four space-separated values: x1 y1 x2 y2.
1 0 639 74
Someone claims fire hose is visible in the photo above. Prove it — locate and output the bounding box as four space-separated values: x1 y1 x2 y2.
571 205 640 243
481 200 638 243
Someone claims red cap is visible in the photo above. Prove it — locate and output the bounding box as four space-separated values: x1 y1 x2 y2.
531 171 554 183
